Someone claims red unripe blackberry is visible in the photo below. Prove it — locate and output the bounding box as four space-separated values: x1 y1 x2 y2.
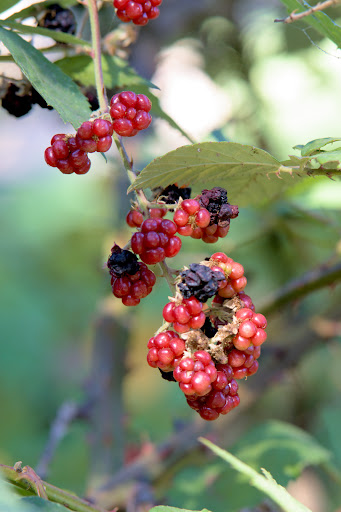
174 351 217 397
238 292 255 311
250 328 267 346
126 209 144 228
76 118 113 153
147 331 185 371
131 218 181 263
173 200 211 239
238 320 257 338
114 0 161 24
44 134 91 175
185 364 239 421
110 92 152 136
111 261 156 306
162 297 205 333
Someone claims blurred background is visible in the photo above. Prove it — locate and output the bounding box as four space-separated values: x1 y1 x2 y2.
1 1 341 511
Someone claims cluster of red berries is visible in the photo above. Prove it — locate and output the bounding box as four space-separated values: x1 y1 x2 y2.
114 0 162 25
173 199 229 243
44 91 152 175
131 217 182 264
111 261 156 306
162 297 206 333
145 250 267 421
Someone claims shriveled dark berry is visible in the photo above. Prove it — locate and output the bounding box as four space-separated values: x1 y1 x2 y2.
158 184 192 205
1 84 33 117
178 263 225 303
198 187 239 227
107 244 140 277
83 88 99 111
38 4 76 34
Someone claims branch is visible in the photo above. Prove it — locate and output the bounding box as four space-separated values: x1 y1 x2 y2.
259 260 341 315
87 0 108 111
0 463 111 512
275 0 341 24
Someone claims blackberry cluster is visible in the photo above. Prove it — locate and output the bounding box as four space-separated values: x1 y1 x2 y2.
107 244 140 277
2 83 52 118
114 0 162 26
178 263 225 303
198 187 239 227
38 4 76 34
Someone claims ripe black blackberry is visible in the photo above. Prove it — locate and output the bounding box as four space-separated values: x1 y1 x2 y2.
201 317 218 338
38 4 76 34
31 88 53 110
107 244 140 277
1 84 33 117
198 187 239 227
178 263 225 303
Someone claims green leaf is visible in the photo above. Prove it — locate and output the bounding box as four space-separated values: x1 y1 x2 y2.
279 0 341 48
130 142 301 206
0 20 91 46
199 438 312 512
294 137 341 157
5 0 77 20
0 0 20 15
55 55 193 141
309 150 341 170
55 54 157 90
233 420 331 482
0 27 91 128
151 507 211 512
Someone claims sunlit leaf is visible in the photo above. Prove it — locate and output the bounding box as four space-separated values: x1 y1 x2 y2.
0 27 91 128
294 137 341 156
130 142 301 206
279 0 341 48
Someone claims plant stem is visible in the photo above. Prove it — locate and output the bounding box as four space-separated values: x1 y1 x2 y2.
259 260 341 315
87 0 108 111
275 0 341 24
0 464 110 512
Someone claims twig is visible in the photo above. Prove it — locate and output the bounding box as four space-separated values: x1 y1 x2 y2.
36 401 84 479
87 0 108 111
258 260 341 315
0 463 111 512
275 0 341 24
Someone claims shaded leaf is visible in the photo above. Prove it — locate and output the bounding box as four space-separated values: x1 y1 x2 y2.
199 438 312 512
0 27 91 128
279 0 341 48
55 54 157 90
294 137 341 157
0 20 91 46
130 142 301 206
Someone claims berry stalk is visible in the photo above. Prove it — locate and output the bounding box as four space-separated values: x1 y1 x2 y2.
87 0 108 112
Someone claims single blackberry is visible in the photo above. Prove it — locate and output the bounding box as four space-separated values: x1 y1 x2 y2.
198 187 239 227
107 244 140 277
178 263 225 303
39 4 76 34
1 83 33 117
201 317 218 338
